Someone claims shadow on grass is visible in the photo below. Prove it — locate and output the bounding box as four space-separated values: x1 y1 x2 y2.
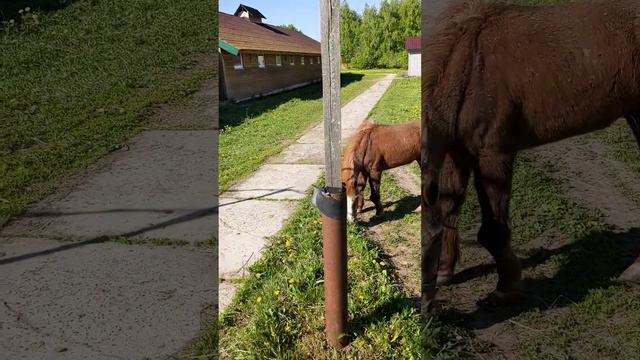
362 194 421 227
0 0 70 21
220 73 365 130
441 227 640 330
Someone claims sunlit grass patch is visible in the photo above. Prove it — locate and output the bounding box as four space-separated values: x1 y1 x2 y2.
200 183 465 359
0 0 216 225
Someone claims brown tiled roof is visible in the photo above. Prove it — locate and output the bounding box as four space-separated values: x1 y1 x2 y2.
219 12 321 55
405 37 421 51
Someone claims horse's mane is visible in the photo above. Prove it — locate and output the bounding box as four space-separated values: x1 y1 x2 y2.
423 0 497 93
342 121 376 174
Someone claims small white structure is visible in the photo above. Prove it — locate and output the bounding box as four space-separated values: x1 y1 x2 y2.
405 37 421 77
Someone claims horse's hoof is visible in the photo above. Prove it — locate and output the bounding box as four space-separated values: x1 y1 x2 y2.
478 289 522 308
619 263 640 288
414 205 421 213
436 271 453 286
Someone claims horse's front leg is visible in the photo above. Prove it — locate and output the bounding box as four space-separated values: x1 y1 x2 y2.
474 152 522 304
434 156 470 286
421 153 470 313
369 169 384 216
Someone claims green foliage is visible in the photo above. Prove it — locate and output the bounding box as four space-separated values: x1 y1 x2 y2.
341 0 420 69
278 23 299 31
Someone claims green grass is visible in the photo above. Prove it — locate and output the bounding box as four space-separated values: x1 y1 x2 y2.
368 77 420 124
205 77 458 358
206 186 463 359
599 120 640 175
0 0 217 225
219 72 385 193
342 68 404 75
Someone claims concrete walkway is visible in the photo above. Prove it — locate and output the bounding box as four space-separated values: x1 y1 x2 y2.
219 74 395 311
0 77 218 359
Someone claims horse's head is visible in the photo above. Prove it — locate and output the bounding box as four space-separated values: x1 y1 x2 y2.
341 166 365 223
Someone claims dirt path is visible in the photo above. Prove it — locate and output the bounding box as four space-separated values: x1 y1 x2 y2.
533 134 640 230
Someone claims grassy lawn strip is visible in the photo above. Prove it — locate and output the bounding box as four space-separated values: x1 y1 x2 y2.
219 72 386 193
599 120 640 175
202 185 458 359
368 76 420 123
0 0 216 225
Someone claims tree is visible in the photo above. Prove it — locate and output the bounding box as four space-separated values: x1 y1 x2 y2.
340 1 361 66
278 24 299 31
342 0 421 69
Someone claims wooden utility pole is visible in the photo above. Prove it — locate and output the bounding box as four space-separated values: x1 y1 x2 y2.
317 0 348 350
320 0 342 187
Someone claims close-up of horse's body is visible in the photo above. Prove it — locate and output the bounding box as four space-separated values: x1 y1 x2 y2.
421 0 640 312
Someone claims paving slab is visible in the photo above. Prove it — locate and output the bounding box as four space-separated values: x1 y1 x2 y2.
225 164 323 200
218 282 238 313
269 143 324 165
1 131 217 244
219 198 296 278
0 237 216 360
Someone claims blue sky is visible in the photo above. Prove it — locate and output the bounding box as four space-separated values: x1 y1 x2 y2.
219 0 383 41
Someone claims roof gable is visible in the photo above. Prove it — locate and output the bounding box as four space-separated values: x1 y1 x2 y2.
234 4 266 20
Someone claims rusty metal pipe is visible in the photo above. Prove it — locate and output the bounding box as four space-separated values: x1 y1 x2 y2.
313 186 348 348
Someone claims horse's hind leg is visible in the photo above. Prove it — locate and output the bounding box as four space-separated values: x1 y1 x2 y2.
620 112 640 286
474 152 522 304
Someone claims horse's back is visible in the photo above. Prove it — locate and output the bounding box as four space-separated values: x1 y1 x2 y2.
425 0 640 151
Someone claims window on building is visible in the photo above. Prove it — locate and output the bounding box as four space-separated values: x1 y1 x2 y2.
276 55 282 66
310 57 314 65
317 56 321 64
301 56 305 65
232 54 243 70
258 54 265 68
290 56 295 65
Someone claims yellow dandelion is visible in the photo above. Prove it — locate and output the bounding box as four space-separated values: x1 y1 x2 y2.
372 259 377 264
288 278 294 284
382 269 387 276
285 325 291 332
379 261 386 266
256 296 263 303
358 295 364 300
274 290 280 296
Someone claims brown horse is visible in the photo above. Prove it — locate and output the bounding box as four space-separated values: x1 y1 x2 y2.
341 121 421 222
421 0 640 313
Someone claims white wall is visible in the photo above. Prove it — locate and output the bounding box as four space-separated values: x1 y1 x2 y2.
407 50 421 77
